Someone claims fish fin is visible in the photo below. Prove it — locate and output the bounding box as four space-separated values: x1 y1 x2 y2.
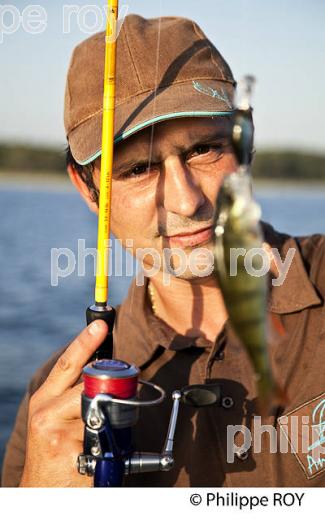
270 313 286 337
267 313 286 347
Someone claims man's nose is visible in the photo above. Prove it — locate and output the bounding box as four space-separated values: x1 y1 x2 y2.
161 156 205 217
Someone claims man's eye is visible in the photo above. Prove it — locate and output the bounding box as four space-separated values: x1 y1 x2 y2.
119 163 160 181
121 164 150 178
192 145 211 156
187 143 224 161
130 164 148 176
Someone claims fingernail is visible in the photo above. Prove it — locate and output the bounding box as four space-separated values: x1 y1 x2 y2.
89 321 101 336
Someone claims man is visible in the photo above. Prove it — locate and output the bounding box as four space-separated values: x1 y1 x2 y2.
2 15 325 487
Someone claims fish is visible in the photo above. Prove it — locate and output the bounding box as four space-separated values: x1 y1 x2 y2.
213 169 284 412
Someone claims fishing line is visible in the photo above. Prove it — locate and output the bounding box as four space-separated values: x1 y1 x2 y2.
147 1 163 174
129 1 163 313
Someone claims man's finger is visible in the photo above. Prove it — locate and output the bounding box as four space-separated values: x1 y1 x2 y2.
45 383 85 422
36 320 108 400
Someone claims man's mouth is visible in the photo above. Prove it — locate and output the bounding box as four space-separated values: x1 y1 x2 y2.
164 225 213 247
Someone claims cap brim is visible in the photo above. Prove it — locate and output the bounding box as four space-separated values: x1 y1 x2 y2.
68 79 235 165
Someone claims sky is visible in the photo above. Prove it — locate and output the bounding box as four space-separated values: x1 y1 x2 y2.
0 0 324 153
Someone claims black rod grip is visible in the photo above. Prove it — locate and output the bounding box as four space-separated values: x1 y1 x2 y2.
86 304 116 360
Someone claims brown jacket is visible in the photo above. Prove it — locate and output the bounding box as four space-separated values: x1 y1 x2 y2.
2 223 325 487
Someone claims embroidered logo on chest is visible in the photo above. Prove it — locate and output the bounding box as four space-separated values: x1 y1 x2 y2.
278 392 325 479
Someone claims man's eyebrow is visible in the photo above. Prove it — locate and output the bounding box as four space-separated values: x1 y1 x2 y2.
114 128 231 173
185 129 231 148
172 129 231 157
113 157 149 174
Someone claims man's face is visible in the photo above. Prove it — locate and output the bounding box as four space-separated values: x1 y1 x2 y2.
92 116 237 280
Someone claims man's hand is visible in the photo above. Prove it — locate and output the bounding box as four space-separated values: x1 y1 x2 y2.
19 320 109 487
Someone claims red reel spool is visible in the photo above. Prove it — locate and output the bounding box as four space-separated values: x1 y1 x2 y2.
83 359 139 399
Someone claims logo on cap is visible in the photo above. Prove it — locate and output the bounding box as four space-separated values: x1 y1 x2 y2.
192 80 233 109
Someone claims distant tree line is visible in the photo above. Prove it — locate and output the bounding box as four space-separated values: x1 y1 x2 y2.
0 143 66 173
0 143 324 180
252 150 325 180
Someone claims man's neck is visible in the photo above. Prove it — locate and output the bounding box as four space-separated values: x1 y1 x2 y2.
147 242 278 344
148 274 228 343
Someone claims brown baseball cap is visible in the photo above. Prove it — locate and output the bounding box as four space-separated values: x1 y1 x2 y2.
64 14 236 165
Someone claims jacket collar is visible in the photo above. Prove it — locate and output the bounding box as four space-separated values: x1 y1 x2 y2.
114 275 208 367
262 222 321 314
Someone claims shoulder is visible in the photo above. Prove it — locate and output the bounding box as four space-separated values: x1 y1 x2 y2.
295 233 325 293
262 220 325 293
295 232 325 266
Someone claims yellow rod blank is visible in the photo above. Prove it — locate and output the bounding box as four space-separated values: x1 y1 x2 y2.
95 0 119 304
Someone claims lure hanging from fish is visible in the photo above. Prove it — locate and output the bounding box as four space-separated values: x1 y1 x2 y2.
213 76 283 411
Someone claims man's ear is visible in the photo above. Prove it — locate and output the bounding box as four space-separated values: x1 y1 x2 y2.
67 164 98 214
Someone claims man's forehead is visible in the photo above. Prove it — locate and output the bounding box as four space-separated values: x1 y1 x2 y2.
114 116 231 168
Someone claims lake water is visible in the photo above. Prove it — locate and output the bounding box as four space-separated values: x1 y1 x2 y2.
0 181 325 471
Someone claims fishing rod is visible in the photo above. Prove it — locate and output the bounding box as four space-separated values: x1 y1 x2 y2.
85 0 118 361
77 1 189 488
